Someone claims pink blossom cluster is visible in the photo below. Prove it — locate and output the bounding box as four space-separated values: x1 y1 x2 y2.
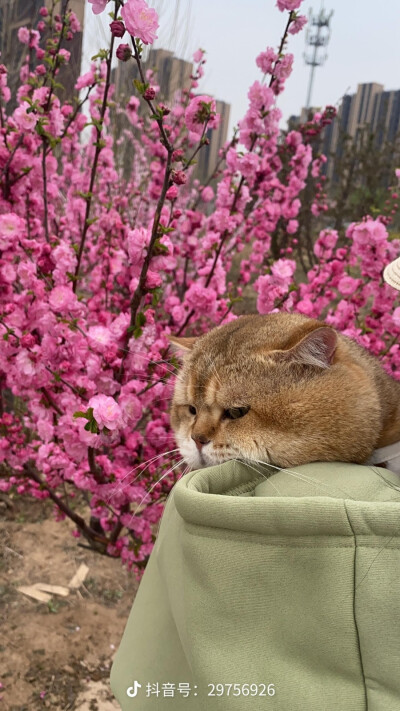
0 0 399 571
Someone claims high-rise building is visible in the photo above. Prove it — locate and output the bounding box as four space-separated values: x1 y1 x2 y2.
113 48 193 104
195 99 230 184
112 48 230 185
290 83 400 185
321 83 400 182
0 0 84 110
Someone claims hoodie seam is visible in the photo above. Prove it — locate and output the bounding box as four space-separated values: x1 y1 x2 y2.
343 500 368 710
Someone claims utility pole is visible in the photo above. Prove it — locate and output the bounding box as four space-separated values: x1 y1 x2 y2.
304 5 333 110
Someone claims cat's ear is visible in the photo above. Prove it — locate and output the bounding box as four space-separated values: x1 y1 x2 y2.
287 326 337 369
167 335 197 356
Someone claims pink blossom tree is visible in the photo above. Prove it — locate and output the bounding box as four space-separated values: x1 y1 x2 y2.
0 0 399 571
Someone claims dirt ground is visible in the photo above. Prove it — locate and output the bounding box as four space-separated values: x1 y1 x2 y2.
0 495 140 711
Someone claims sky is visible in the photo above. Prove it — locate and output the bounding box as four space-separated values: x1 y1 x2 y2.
82 0 400 137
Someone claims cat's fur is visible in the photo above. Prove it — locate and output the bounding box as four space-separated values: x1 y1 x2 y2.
169 313 400 471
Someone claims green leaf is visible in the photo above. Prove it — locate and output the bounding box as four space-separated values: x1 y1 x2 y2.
91 118 103 132
91 48 109 61
51 80 64 91
73 407 93 421
135 312 146 328
66 272 78 283
157 225 174 237
133 79 147 95
151 288 162 307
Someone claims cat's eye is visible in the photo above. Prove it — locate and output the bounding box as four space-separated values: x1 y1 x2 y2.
188 405 197 416
223 406 250 420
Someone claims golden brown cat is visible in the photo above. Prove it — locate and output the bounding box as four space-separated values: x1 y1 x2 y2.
169 313 400 471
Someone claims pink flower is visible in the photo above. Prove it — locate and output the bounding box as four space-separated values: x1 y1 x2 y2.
288 14 307 34
59 49 71 63
0 213 25 249
17 27 30 44
271 258 296 282
393 307 400 328
287 219 298 234
295 298 317 317
48 286 79 314
201 186 214 202
276 0 303 11
75 70 95 90
14 101 38 131
88 394 122 431
248 81 274 111
185 283 217 315
127 227 149 267
119 392 142 426
185 95 219 136
16 350 36 377
254 276 280 314
87 325 113 351
274 54 294 81
121 0 159 45
145 270 162 289
338 276 359 296
193 49 205 63
256 48 277 75
313 229 338 259
88 0 108 15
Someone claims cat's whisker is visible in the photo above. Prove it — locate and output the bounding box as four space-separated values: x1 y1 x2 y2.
251 459 356 500
124 350 179 377
117 373 175 383
105 448 180 502
130 458 186 517
236 458 283 496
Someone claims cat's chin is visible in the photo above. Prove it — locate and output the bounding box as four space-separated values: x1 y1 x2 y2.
177 439 231 471
182 452 226 471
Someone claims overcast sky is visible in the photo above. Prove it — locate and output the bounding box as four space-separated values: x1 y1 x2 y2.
83 0 400 136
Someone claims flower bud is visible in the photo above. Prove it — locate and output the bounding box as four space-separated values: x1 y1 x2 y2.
172 149 184 162
171 170 187 186
166 185 178 200
143 86 156 100
20 334 36 348
110 20 125 38
116 43 132 61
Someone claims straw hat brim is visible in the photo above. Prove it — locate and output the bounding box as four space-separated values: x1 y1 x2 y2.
383 257 400 291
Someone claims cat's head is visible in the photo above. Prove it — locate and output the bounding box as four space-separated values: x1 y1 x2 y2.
169 313 382 470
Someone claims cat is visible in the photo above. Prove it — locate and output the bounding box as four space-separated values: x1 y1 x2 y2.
168 312 400 472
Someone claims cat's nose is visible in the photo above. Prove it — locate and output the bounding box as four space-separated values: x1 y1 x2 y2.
191 433 210 451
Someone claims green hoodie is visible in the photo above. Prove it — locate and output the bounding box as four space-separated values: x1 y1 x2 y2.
111 460 400 710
